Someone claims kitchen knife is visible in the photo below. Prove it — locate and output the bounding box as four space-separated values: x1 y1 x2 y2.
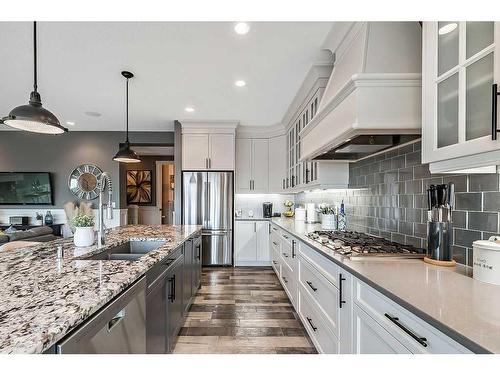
437 184 447 207
447 182 455 210
429 185 437 209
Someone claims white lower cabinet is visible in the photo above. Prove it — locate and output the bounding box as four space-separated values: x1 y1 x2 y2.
352 303 411 354
298 286 339 354
269 224 472 355
353 278 471 354
234 221 270 266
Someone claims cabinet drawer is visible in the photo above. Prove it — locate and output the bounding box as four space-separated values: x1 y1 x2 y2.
298 289 339 354
298 242 340 288
281 237 297 271
352 303 411 354
271 247 281 277
354 278 470 354
270 224 281 236
299 257 340 337
280 262 297 306
270 232 281 252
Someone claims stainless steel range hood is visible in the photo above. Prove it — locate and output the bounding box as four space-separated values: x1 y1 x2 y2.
300 22 423 163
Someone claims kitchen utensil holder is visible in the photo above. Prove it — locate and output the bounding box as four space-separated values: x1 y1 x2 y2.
424 220 456 267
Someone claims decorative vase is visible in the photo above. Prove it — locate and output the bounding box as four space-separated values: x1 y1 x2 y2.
321 214 337 230
74 226 95 247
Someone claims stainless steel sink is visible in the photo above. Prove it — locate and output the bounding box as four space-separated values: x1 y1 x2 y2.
83 240 166 261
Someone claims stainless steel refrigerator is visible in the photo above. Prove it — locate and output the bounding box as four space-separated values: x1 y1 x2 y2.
182 171 233 266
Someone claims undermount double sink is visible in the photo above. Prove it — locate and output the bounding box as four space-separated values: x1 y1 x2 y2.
83 240 166 261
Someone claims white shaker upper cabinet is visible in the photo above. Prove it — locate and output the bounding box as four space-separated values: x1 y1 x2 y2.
235 138 269 193
182 134 210 170
268 135 286 193
209 134 235 170
422 22 500 173
182 133 235 170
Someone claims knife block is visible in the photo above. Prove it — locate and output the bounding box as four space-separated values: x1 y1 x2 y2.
424 221 456 266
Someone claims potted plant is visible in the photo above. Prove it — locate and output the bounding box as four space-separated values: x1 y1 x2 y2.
283 200 294 217
317 203 337 230
71 214 95 247
35 212 43 226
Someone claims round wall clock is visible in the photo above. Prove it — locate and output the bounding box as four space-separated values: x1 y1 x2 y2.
68 164 103 200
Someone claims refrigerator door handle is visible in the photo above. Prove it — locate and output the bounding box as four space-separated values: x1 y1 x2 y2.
206 181 211 227
204 181 209 227
202 231 228 236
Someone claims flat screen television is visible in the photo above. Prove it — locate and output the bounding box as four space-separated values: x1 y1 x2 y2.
0 172 54 205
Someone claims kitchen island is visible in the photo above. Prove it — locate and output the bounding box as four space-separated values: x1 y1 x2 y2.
0 224 201 354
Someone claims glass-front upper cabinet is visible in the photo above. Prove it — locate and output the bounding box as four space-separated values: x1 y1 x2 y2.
422 22 500 168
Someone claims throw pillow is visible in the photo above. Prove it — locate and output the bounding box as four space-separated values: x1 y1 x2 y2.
4 225 19 234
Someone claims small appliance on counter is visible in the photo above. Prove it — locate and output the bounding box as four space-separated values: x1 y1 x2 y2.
305 203 319 223
424 182 456 267
263 202 273 218
295 207 306 221
473 236 500 285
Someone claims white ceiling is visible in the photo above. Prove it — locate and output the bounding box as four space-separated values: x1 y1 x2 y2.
0 22 332 131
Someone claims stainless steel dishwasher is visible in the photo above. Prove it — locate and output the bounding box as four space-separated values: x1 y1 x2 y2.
56 277 146 354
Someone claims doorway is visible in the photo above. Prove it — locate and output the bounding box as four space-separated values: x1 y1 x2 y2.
156 161 175 225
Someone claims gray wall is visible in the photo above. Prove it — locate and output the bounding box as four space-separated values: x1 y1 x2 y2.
0 131 173 208
296 141 500 267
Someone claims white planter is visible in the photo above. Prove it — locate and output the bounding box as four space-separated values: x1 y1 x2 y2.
321 214 337 230
74 226 95 247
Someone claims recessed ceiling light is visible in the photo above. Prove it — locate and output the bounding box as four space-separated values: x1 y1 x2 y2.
234 22 250 35
235 80 246 87
185 107 195 113
66 121 76 126
438 23 458 35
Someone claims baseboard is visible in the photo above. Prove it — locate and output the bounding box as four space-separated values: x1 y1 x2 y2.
234 261 272 267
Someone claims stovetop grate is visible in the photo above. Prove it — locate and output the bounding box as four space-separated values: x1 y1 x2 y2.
307 230 426 258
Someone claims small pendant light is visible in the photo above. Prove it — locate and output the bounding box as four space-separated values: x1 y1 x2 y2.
113 71 141 163
1 22 67 134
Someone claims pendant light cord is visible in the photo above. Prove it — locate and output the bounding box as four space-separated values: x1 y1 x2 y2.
33 21 37 93
126 77 129 142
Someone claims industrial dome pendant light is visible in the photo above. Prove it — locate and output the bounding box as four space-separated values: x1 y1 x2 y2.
113 71 141 163
1 22 67 134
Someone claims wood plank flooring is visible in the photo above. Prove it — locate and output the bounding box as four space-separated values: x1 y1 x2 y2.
173 267 317 354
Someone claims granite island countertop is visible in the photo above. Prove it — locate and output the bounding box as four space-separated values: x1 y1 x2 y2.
271 217 500 354
0 224 201 354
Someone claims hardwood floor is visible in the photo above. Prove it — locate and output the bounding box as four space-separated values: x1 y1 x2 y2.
173 267 317 354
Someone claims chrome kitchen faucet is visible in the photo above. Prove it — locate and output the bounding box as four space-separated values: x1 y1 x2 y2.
97 172 113 248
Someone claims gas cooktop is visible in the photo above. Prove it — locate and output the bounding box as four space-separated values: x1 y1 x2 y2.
306 230 426 259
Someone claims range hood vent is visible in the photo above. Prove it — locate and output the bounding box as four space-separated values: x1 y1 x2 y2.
300 22 423 163
314 135 421 161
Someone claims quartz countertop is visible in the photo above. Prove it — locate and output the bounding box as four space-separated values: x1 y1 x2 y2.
271 218 500 354
0 224 201 354
235 216 271 221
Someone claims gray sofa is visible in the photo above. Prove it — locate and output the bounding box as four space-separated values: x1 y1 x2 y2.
0 226 60 244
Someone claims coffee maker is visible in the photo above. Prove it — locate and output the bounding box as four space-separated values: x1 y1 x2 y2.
263 202 273 218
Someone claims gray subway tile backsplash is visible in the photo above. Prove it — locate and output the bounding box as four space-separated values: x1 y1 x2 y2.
296 141 500 267
483 192 500 211
455 193 482 211
468 212 499 232
469 174 499 192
